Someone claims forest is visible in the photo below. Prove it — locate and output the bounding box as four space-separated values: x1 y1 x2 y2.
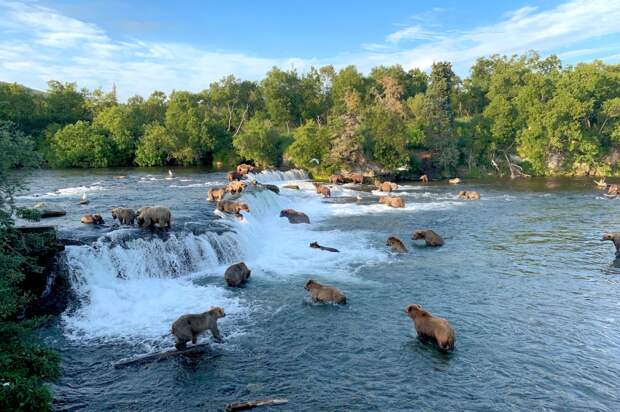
2 51 620 177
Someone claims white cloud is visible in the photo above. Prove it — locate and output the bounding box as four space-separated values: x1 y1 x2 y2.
385 25 438 43
0 0 619 99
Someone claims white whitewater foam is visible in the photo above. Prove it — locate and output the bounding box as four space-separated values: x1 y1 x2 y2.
62 231 244 342
246 169 308 183
19 184 106 199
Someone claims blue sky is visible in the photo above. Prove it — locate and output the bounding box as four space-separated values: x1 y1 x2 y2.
1 0 620 99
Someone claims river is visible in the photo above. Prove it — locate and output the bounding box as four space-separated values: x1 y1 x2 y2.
15 168 620 411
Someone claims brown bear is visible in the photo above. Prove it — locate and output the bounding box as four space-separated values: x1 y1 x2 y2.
226 181 246 195
171 307 225 350
601 233 620 257
208 187 227 202
280 209 310 224
111 207 135 225
419 174 429 183
236 163 255 175
262 184 280 194
376 181 398 192
309 241 339 253
458 190 480 200
387 236 408 252
227 171 244 181
304 279 346 304
136 206 171 229
217 200 250 216
411 229 444 247
405 304 455 352
80 214 105 225
313 183 331 198
224 262 251 287
330 174 345 184
344 173 364 184
379 195 405 208
607 184 620 198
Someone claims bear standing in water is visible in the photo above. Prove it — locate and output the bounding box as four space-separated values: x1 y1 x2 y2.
171 307 226 350
601 233 620 257
405 304 455 352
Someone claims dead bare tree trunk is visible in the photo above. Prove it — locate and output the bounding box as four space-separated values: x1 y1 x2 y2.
232 104 250 138
112 344 219 368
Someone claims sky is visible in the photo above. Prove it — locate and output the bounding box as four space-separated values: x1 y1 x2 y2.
1 0 620 100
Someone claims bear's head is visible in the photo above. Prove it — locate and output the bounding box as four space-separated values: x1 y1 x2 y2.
601 233 616 241
386 236 401 246
405 304 425 318
304 279 319 290
208 307 226 318
111 208 118 219
412 230 426 240
238 203 250 213
309 241 320 249
280 209 290 218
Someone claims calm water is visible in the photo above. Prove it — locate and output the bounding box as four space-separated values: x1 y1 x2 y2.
16 169 620 411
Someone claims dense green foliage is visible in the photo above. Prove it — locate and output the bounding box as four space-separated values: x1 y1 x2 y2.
0 121 60 411
2 52 620 176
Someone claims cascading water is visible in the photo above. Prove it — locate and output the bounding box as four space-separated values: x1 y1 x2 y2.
59 169 355 345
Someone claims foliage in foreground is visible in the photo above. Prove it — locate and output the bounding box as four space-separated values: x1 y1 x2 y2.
3 52 620 176
0 122 60 411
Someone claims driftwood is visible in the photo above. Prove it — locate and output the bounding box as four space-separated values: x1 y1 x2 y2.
112 344 218 369
225 399 288 411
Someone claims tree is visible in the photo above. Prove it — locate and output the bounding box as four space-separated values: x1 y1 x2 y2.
134 123 175 167
49 121 111 168
233 118 282 167
424 62 458 172
260 67 303 130
286 121 330 170
165 91 211 165
0 121 59 411
45 81 90 125
93 105 137 165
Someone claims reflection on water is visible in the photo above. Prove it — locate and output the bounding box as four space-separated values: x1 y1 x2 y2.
16 169 619 411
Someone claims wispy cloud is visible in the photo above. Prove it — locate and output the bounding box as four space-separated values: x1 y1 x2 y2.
385 25 438 43
0 0 619 99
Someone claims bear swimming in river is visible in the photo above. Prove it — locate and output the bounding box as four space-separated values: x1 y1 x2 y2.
379 195 405 208
387 236 408 252
458 190 480 200
601 233 620 257
405 304 455 352
80 214 104 225
309 241 339 253
280 209 310 224
411 229 444 247
304 279 346 304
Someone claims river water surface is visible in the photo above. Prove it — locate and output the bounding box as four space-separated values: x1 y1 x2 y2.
16 169 620 411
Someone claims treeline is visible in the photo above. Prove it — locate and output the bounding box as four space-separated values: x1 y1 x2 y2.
2 51 620 176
